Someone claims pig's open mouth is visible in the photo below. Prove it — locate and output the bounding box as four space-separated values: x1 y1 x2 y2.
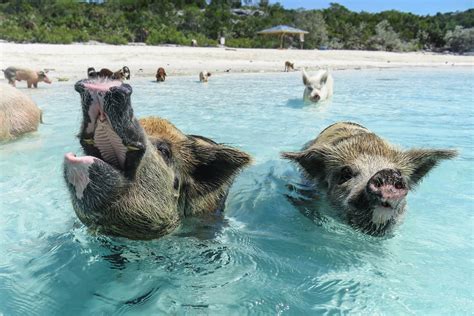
78 80 128 170
381 201 391 208
65 79 144 180
86 117 128 170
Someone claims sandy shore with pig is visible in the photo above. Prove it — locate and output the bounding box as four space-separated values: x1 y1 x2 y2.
1 42 473 81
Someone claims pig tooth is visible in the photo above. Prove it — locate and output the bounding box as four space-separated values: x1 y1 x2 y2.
83 138 95 145
127 145 141 151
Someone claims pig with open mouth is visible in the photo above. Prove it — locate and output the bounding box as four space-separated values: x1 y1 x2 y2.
64 79 251 240
282 122 457 236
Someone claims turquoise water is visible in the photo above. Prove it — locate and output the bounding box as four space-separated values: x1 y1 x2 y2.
0 68 473 315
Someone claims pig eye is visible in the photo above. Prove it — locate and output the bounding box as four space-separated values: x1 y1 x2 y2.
155 142 172 163
338 166 354 185
307 86 313 91
173 176 179 190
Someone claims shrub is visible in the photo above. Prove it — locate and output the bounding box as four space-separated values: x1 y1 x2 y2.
33 26 73 44
226 37 255 48
185 32 216 47
146 26 188 45
100 34 128 45
444 26 474 53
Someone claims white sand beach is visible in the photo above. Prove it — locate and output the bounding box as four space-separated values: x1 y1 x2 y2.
1 42 473 81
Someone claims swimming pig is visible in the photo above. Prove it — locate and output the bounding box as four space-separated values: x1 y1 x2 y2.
0 83 42 140
63 79 251 240
115 66 131 81
2 66 52 88
97 66 130 81
199 71 211 82
156 67 167 82
87 67 98 79
302 69 333 102
282 122 457 236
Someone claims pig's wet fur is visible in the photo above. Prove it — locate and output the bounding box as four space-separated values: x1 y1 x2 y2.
64 78 251 240
283 122 457 236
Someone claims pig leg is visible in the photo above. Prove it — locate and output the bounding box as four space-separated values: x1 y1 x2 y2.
27 81 32 88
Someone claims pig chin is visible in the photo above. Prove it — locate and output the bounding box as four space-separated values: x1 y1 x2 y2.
345 192 407 236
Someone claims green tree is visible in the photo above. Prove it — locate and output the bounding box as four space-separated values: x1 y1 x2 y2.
444 26 474 53
293 10 328 49
368 20 403 51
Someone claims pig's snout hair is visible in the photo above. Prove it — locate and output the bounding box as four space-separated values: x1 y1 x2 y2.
366 169 408 200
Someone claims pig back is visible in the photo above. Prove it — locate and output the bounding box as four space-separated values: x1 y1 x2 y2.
14 68 39 82
0 83 41 140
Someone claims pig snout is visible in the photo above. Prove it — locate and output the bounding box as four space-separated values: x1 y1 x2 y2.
312 94 321 101
367 169 408 202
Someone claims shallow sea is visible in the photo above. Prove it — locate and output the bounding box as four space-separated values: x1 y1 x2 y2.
0 68 473 315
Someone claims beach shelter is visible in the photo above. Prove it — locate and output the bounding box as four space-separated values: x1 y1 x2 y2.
257 25 309 49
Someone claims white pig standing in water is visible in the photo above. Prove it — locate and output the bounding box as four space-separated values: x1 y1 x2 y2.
302 69 333 103
282 122 457 236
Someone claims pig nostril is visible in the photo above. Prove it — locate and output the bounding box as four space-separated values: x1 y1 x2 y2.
173 177 179 190
395 182 403 189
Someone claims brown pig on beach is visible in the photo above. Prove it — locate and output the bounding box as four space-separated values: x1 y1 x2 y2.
3 66 52 88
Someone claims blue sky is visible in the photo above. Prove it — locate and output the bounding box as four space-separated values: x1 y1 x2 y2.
271 0 473 15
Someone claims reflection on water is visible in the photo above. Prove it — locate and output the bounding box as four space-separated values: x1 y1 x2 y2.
0 69 473 314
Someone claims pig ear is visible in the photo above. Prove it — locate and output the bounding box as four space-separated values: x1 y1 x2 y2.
190 141 252 195
320 71 329 84
281 148 326 179
302 69 309 85
403 149 458 186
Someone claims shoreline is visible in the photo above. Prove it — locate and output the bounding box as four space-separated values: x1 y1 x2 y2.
1 42 473 81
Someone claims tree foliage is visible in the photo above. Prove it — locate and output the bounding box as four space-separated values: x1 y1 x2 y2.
444 26 474 53
0 1 472 53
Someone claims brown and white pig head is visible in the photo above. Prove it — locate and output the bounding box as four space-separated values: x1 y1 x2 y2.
63 80 250 240
139 117 252 218
282 134 457 236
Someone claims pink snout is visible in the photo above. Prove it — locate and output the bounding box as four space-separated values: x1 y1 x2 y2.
311 94 321 101
83 81 121 92
43 76 52 84
367 169 408 200
368 183 408 200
